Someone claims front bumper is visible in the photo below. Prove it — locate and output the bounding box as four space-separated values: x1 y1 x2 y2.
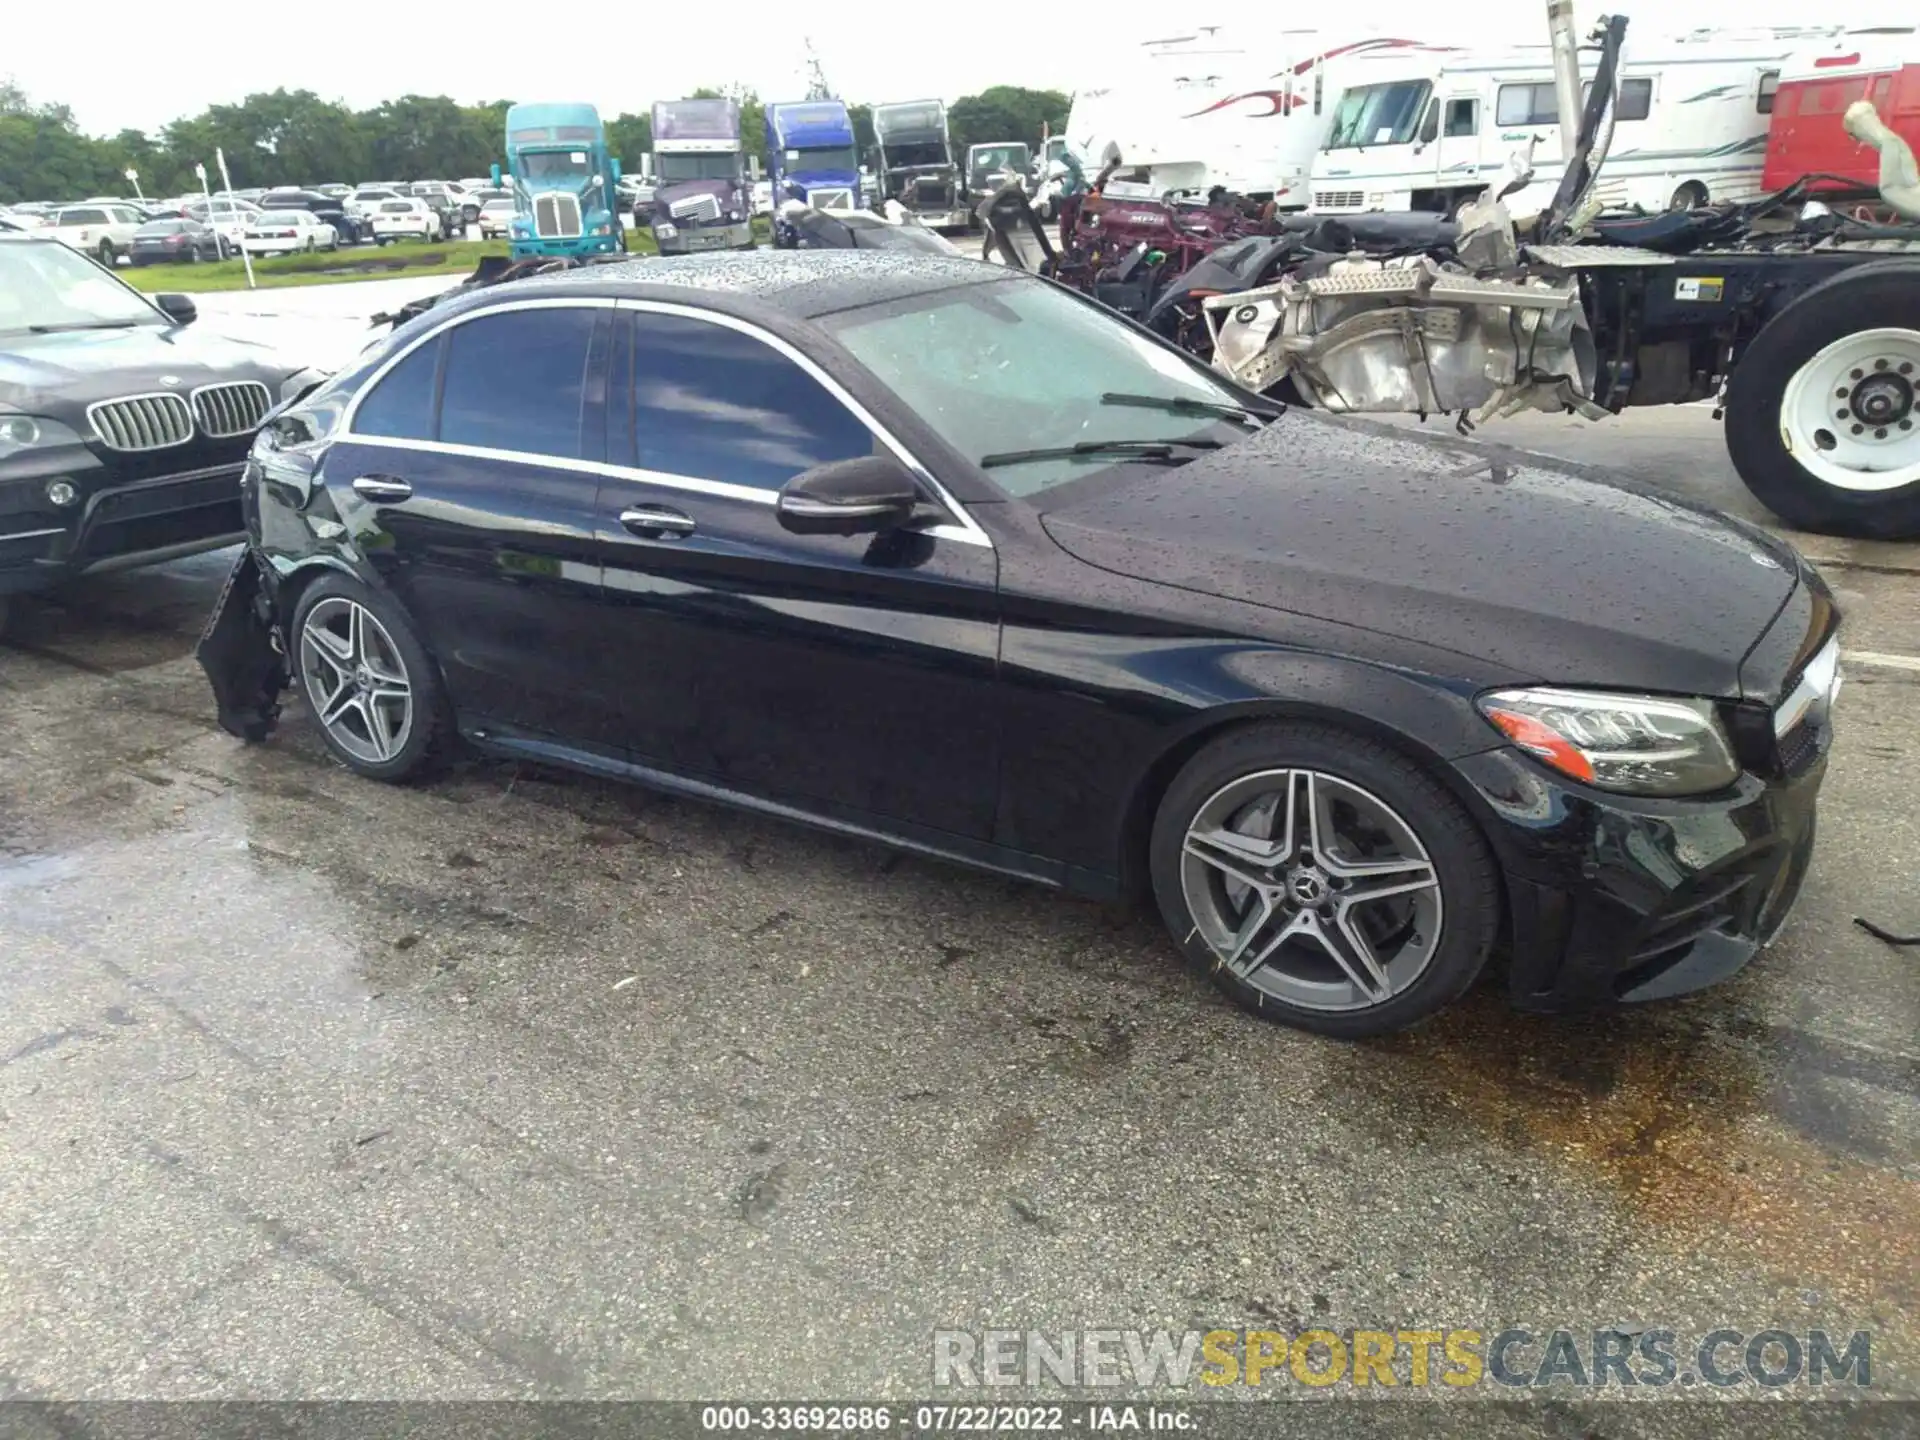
652 221 753 253
1 462 247 596
510 234 623 257
1452 719 1829 1010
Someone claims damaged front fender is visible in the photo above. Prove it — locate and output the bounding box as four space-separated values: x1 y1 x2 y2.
196 549 288 744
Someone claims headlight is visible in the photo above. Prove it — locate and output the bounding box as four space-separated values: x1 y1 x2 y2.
592 222 611 235
1477 687 1740 796
655 222 678 239
0 413 87 458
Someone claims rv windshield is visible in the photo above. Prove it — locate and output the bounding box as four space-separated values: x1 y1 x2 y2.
659 153 741 182
786 146 859 173
1325 81 1433 149
520 150 594 182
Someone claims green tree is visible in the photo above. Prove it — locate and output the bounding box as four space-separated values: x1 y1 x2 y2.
947 86 1071 157
607 111 653 173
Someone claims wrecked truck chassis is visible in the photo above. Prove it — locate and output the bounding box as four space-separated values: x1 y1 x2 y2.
1199 237 1920 538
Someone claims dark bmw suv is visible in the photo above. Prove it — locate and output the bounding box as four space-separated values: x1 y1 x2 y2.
0 235 315 630
201 252 1839 1038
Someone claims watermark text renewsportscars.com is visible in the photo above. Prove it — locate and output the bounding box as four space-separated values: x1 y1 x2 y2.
932 1328 1873 1390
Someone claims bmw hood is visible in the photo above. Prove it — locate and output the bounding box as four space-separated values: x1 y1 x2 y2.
0 324 290 413
1038 412 1802 700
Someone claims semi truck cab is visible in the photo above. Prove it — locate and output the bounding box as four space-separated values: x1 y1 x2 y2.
651 98 756 253
872 100 969 229
767 100 861 212
496 102 622 259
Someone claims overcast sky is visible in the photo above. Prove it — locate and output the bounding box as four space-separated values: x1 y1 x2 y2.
12 0 1910 136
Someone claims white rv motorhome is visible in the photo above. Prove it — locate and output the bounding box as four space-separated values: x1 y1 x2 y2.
1065 28 1436 205
1308 26 1858 219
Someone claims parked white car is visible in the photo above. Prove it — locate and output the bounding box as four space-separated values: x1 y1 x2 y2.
347 187 404 219
242 209 339 256
45 202 145 266
367 198 440 244
184 198 262 250
477 198 516 239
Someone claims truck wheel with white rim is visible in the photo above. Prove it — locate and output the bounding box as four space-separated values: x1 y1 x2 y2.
1724 262 1920 539
97 238 115 266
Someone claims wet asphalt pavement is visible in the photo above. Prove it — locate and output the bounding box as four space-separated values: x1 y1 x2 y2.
2 278 1919 1414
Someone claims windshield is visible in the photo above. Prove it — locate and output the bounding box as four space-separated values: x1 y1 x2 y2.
1325 80 1433 149
882 141 949 170
785 145 858 173
822 277 1253 496
520 149 594 182
658 152 741 182
970 145 1030 175
0 240 160 333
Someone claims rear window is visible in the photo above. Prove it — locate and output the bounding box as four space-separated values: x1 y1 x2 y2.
136 221 187 236
257 211 304 225
60 207 109 225
380 202 416 213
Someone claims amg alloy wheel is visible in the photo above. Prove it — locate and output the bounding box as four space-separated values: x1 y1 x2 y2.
1150 723 1498 1036
1179 769 1443 1013
290 575 449 781
298 595 414 766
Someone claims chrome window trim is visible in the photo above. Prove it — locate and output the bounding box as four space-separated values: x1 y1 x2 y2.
337 292 990 550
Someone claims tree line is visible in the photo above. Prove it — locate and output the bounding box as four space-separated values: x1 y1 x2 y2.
0 80 1070 204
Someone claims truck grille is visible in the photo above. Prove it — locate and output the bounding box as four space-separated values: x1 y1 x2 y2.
533 192 583 238
191 382 271 438
88 393 193 452
805 187 854 211
1314 190 1365 210
669 194 723 224
911 177 953 205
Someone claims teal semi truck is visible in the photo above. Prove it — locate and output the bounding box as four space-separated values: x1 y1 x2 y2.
492 102 623 259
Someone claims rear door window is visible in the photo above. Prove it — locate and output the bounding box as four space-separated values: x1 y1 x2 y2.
352 338 443 441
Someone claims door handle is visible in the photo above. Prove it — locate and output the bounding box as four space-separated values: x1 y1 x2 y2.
620 505 696 539
352 474 413 502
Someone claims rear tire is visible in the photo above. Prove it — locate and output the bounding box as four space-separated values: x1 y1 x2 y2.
97 239 115 266
1724 265 1920 538
1148 722 1499 1038
1669 180 1710 211
290 574 450 784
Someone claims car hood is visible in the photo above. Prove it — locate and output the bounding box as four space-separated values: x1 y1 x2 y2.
1037 413 1799 700
0 324 290 413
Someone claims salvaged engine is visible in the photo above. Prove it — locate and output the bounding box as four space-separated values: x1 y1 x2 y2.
1202 207 1603 422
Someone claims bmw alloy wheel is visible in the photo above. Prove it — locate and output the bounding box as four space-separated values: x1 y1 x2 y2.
1179 768 1443 1012
298 596 415 765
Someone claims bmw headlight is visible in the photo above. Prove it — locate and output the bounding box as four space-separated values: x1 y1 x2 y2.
0 413 87 458
1478 688 1740 797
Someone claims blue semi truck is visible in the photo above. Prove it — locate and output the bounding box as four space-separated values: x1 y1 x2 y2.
765 100 862 213
492 101 623 259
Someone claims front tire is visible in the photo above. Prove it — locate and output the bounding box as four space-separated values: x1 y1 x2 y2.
290 574 450 783
1724 266 1920 538
1148 722 1499 1038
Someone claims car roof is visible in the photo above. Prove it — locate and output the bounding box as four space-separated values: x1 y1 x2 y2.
495 250 1013 321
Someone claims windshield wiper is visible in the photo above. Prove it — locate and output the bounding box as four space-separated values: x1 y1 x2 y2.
1099 391 1283 426
26 320 144 333
978 437 1224 470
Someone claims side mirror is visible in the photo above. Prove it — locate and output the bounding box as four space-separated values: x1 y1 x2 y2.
612 158 623 182
154 293 197 326
776 454 920 535
490 162 503 187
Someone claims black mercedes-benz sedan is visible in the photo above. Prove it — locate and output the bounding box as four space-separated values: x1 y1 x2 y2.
200 250 1840 1038
1 234 317 630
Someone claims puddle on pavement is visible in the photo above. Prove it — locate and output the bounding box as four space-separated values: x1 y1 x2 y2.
1343 985 1919 1326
